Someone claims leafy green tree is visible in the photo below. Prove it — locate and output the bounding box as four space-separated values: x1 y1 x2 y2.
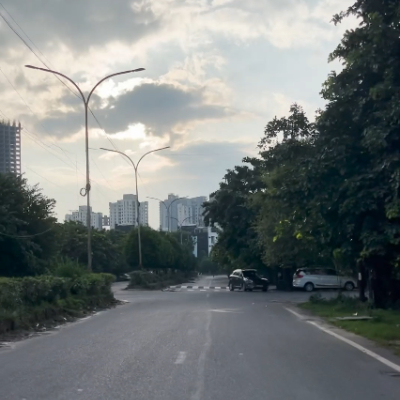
0 173 56 277
203 163 265 271
253 104 330 271
125 226 173 271
55 222 129 276
310 0 400 305
198 256 218 275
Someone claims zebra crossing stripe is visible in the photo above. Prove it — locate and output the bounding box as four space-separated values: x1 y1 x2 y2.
165 286 229 290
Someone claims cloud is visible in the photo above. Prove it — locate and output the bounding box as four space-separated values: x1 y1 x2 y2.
101 82 235 136
157 139 257 182
33 80 236 140
0 0 160 54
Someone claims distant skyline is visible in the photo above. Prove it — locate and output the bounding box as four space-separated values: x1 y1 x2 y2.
0 0 356 229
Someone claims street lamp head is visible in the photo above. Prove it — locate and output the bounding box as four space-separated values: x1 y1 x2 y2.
25 64 36 69
132 68 145 72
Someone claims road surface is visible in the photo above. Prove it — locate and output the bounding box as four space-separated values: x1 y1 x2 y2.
0 275 399 400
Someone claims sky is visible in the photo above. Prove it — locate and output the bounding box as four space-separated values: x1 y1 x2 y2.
0 0 356 229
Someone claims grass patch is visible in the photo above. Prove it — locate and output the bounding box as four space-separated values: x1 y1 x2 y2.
299 294 400 354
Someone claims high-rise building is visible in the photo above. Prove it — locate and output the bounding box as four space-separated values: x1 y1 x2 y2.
0 121 21 175
160 194 207 232
109 194 148 229
65 206 103 230
102 215 110 226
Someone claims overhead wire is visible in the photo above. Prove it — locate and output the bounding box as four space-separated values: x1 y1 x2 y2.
0 66 77 168
1 5 144 209
0 227 53 239
24 165 62 188
0 6 131 168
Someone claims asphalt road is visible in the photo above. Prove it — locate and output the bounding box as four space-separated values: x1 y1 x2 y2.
1 275 399 400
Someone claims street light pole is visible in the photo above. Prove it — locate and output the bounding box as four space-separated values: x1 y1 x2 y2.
25 64 145 272
147 196 187 232
100 147 170 269
169 216 191 244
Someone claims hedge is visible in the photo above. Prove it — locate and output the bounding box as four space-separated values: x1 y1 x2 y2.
0 273 115 333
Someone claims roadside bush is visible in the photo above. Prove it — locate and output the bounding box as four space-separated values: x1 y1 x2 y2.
127 270 192 290
53 258 88 279
0 273 115 334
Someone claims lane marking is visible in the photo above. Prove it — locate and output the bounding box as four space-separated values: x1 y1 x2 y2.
284 307 305 319
191 311 212 400
307 321 400 373
174 351 187 364
285 307 400 373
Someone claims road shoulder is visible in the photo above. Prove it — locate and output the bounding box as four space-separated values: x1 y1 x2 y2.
284 304 400 373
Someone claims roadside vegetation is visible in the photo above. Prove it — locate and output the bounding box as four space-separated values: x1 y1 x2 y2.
203 0 400 308
300 295 400 354
0 173 198 335
0 273 115 335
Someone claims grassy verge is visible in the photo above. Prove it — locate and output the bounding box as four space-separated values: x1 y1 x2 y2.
299 294 400 354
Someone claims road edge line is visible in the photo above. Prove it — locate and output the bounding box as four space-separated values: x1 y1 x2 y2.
284 307 304 319
307 320 400 373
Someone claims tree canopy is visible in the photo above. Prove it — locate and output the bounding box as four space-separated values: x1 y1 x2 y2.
203 0 400 307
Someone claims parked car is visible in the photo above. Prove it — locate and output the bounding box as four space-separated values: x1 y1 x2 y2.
292 268 357 292
229 269 269 292
117 273 131 282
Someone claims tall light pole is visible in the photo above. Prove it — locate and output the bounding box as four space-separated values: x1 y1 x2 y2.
25 64 145 271
100 147 170 269
170 216 191 244
147 196 187 232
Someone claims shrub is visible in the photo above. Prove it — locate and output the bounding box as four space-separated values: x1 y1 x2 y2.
53 258 88 279
0 273 115 314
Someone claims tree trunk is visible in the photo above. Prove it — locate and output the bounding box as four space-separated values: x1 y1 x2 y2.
358 261 368 302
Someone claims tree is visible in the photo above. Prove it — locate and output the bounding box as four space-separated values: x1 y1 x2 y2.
203 163 265 271
253 104 328 271
311 0 400 305
0 173 56 277
55 222 129 276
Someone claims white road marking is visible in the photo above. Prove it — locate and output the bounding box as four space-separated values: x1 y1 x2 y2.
307 321 400 373
191 311 212 400
285 307 400 373
174 351 187 364
285 307 305 319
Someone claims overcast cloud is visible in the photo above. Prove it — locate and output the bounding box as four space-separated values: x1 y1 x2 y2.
0 0 355 228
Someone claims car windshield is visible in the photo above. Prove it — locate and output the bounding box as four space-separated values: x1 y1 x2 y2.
242 270 259 279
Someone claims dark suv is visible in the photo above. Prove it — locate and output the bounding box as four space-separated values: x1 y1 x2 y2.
229 269 269 292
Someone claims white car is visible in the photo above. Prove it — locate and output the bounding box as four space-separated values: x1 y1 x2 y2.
292 268 357 292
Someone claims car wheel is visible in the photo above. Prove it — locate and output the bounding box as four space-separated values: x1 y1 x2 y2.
304 282 314 292
344 282 354 291
229 282 234 291
262 286 268 292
